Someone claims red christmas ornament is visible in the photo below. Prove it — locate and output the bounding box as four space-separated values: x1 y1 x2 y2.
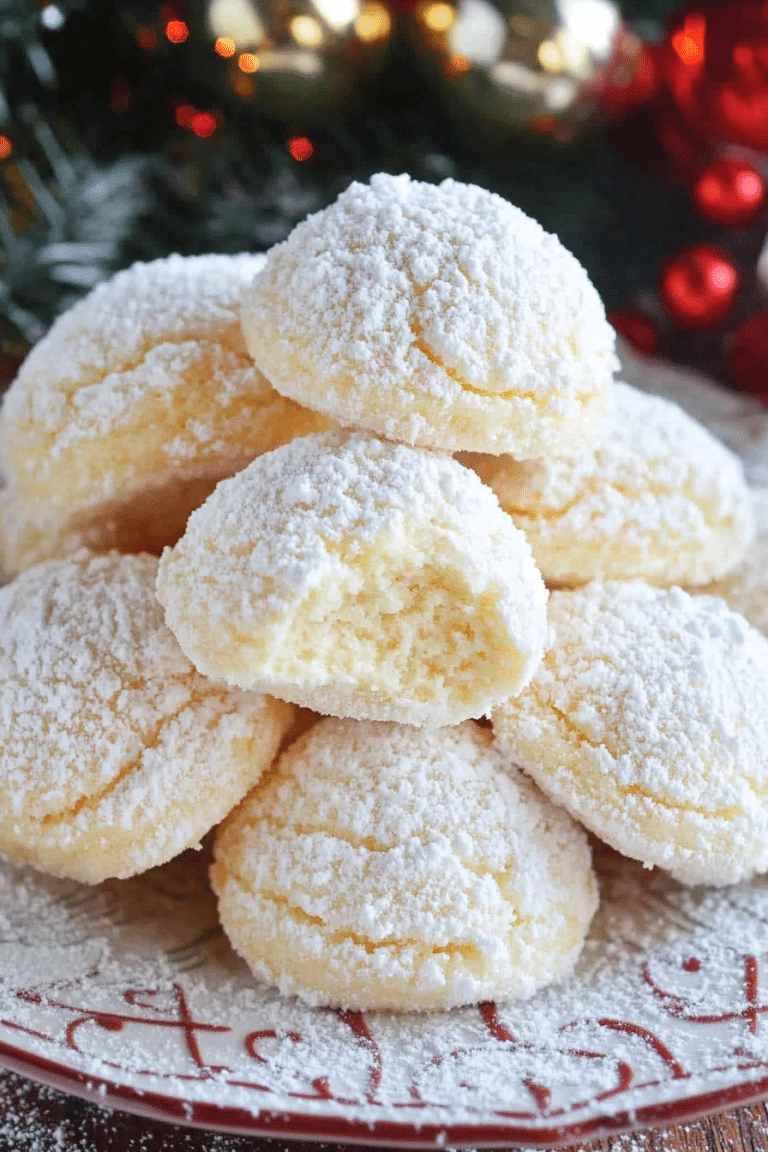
658 0 768 155
660 243 739 328
599 38 659 119
607 307 660 355
692 156 767 225
725 307 768 397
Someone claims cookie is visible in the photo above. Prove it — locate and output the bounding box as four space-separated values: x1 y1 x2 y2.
211 718 598 1011
0 253 332 560
458 382 753 588
0 474 220 580
156 430 549 726
492 580 768 885
699 486 768 635
0 550 295 882
241 173 618 457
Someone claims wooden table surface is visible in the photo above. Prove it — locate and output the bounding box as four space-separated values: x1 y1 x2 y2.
1 1070 767 1152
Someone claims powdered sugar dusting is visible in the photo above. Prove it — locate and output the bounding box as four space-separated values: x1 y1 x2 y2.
459 381 753 587
242 173 617 456
211 719 597 1012
493 581 768 886
155 430 548 725
0 253 331 516
701 486 768 636
0 549 292 882
159 430 537 619
8 253 265 406
2 840 768 1145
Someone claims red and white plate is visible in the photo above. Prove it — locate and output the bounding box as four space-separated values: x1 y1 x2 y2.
1 349 768 1149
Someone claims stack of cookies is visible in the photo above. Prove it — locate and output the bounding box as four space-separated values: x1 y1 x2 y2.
0 172 766 1015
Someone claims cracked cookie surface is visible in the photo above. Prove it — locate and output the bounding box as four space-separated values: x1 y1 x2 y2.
492 580 768 885
241 173 618 456
0 253 331 570
0 549 295 882
459 382 753 588
211 718 598 1011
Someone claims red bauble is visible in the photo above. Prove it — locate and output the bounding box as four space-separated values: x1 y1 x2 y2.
660 244 739 327
725 307 768 397
607 307 659 355
692 156 767 225
658 0 768 154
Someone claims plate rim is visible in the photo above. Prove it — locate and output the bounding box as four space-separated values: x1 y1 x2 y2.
2 1030 768 1148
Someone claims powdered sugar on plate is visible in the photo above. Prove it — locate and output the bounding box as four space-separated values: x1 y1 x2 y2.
2 840 768 1146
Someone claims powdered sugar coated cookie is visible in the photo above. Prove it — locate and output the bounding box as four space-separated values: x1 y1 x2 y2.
156 430 549 726
241 173 618 456
493 580 768 885
211 718 598 1011
459 382 753 588
0 253 332 556
699 486 768 635
0 550 295 882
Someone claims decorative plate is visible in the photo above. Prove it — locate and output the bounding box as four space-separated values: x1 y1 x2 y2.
1 345 768 1149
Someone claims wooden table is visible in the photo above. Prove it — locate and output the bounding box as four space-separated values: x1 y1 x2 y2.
1 1070 767 1152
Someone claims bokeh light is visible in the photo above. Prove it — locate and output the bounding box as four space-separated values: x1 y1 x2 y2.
192 111 218 137
355 2 392 40
166 19 189 43
422 2 454 30
288 136 314 160
291 15 324 45
671 13 705 66
175 103 196 128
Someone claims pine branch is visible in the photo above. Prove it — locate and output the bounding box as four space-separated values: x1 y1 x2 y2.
0 107 149 347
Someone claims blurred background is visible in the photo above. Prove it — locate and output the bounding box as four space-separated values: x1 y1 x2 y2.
0 0 766 394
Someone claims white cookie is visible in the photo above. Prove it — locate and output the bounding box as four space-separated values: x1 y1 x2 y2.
0 476 221 581
0 550 295 882
156 430 548 726
241 173 617 457
211 718 598 1011
459 382 753 588
0 254 332 565
493 580 768 886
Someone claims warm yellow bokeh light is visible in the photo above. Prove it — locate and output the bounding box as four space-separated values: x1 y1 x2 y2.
537 38 563 71
554 29 590 74
238 51 259 70
423 2 454 31
215 36 236 55
355 2 391 41
291 14 324 45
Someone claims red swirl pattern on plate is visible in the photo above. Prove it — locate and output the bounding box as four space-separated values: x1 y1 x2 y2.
2 855 768 1148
